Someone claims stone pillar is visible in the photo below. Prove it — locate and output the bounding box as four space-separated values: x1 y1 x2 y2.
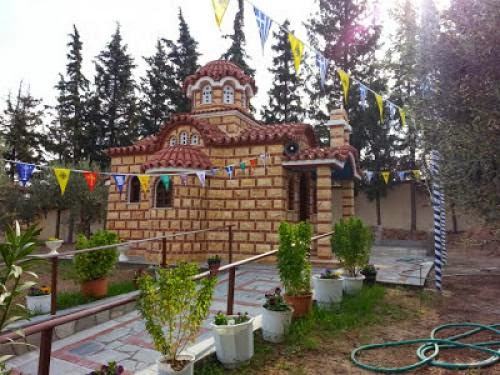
341 180 355 217
316 166 333 259
325 108 351 148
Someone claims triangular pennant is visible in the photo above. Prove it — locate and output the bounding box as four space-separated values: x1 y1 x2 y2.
253 6 272 53
209 168 219 177
337 68 350 104
160 175 170 190
388 102 396 120
399 108 407 127
259 153 269 168
83 171 98 192
211 0 230 29
359 84 368 109
412 170 421 181
397 171 406 181
113 174 126 194
239 161 246 174
138 175 150 193
375 94 384 123
249 158 257 175
225 165 234 179
53 168 71 196
288 33 304 76
315 53 328 90
196 171 206 187
365 171 374 183
381 171 390 184
16 163 35 186
180 174 188 186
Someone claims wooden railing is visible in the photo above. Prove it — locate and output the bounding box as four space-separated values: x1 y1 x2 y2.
0 228 333 375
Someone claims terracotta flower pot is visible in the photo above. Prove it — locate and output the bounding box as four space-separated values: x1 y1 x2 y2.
284 293 312 318
81 277 108 298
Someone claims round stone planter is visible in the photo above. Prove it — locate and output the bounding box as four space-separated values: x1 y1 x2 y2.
211 316 254 368
157 353 195 375
343 275 365 295
261 307 293 343
312 275 344 306
26 294 51 314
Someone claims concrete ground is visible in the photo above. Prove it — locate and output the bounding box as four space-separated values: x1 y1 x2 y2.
7 245 433 374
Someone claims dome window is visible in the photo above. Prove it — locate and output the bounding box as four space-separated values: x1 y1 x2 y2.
191 134 199 145
180 132 188 145
223 86 234 104
169 136 177 146
202 85 212 104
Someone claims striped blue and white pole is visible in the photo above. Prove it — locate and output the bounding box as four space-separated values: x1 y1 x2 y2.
430 151 444 291
440 194 447 264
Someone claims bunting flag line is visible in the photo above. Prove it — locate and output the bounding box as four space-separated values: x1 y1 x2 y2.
365 170 374 183
53 168 71 196
225 165 234 179
253 6 272 53
389 102 397 120
288 33 304 76
359 84 367 109
113 174 126 193
160 175 170 189
212 0 230 29
239 161 246 174
180 174 188 186
196 171 206 188
83 171 98 192
337 68 350 104
315 53 328 90
397 171 406 181
375 94 384 123
16 163 35 186
381 171 390 184
138 175 150 193
399 108 407 127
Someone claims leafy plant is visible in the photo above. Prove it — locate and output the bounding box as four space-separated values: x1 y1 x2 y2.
319 269 342 280
73 230 119 282
88 361 124 375
331 217 373 277
361 264 377 277
207 255 221 266
137 262 216 368
263 287 291 312
277 221 312 296
27 285 50 296
213 311 250 325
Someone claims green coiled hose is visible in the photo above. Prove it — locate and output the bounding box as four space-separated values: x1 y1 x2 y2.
351 323 499 373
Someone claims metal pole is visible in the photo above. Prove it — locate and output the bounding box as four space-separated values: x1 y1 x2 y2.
50 257 58 316
38 329 53 375
161 237 167 268
226 225 235 315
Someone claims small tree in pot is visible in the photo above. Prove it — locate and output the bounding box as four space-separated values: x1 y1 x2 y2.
74 230 119 298
331 217 373 295
137 262 216 375
277 221 313 318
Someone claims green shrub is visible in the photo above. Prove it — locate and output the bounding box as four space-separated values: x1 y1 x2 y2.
277 221 312 296
73 230 119 282
331 217 372 277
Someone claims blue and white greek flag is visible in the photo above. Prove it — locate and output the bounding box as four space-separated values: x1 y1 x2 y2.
315 53 328 90
253 6 272 53
359 84 368 109
388 102 397 120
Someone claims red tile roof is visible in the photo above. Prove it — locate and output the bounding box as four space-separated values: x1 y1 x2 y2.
284 145 359 162
142 145 212 172
183 60 257 93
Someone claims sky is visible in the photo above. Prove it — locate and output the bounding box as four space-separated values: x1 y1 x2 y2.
0 0 448 116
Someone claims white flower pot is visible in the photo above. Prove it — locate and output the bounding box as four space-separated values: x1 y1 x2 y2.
157 353 195 375
312 275 344 306
45 239 63 255
261 307 293 343
118 243 130 262
211 316 254 368
26 294 51 314
343 275 365 295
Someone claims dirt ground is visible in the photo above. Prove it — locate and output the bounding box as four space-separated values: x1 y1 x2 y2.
251 228 500 375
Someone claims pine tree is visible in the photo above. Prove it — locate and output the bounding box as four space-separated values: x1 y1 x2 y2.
222 0 255 76
47 25 90 163
0 83 45 180
139 40 176 136
163 9 200 113
90 24 139 166
261 21 304 124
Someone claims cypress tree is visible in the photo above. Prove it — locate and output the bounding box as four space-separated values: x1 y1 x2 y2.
261 21 304 124
222 0 255 76
139 40 176 136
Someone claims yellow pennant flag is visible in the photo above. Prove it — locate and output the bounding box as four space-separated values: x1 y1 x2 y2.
288 33 304 76
375 94 384 122
212 0 230 29
381 171 390 184
399 108 407 127
337 68 350 104
412 170 421 180
138 175 150 193
53 168 71 195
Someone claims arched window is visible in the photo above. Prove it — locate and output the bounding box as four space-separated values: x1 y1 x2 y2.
202 85 212 104
128 176 141 203
155 179 173 208
223 86 234 104
287 177 295 210
191 134 199 145
180 132 188 145
169 136 177 146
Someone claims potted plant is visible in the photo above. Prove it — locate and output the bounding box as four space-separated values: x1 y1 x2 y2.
137 262 216 375
312 269 344 307
261 288 293 343
277 221 313 318
331 217 373 295
26 285 51 314
45 236 64 255
88 361 124 375
74 230 120 298
207 255 221 274
210 311 254 368
360 264 378 285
